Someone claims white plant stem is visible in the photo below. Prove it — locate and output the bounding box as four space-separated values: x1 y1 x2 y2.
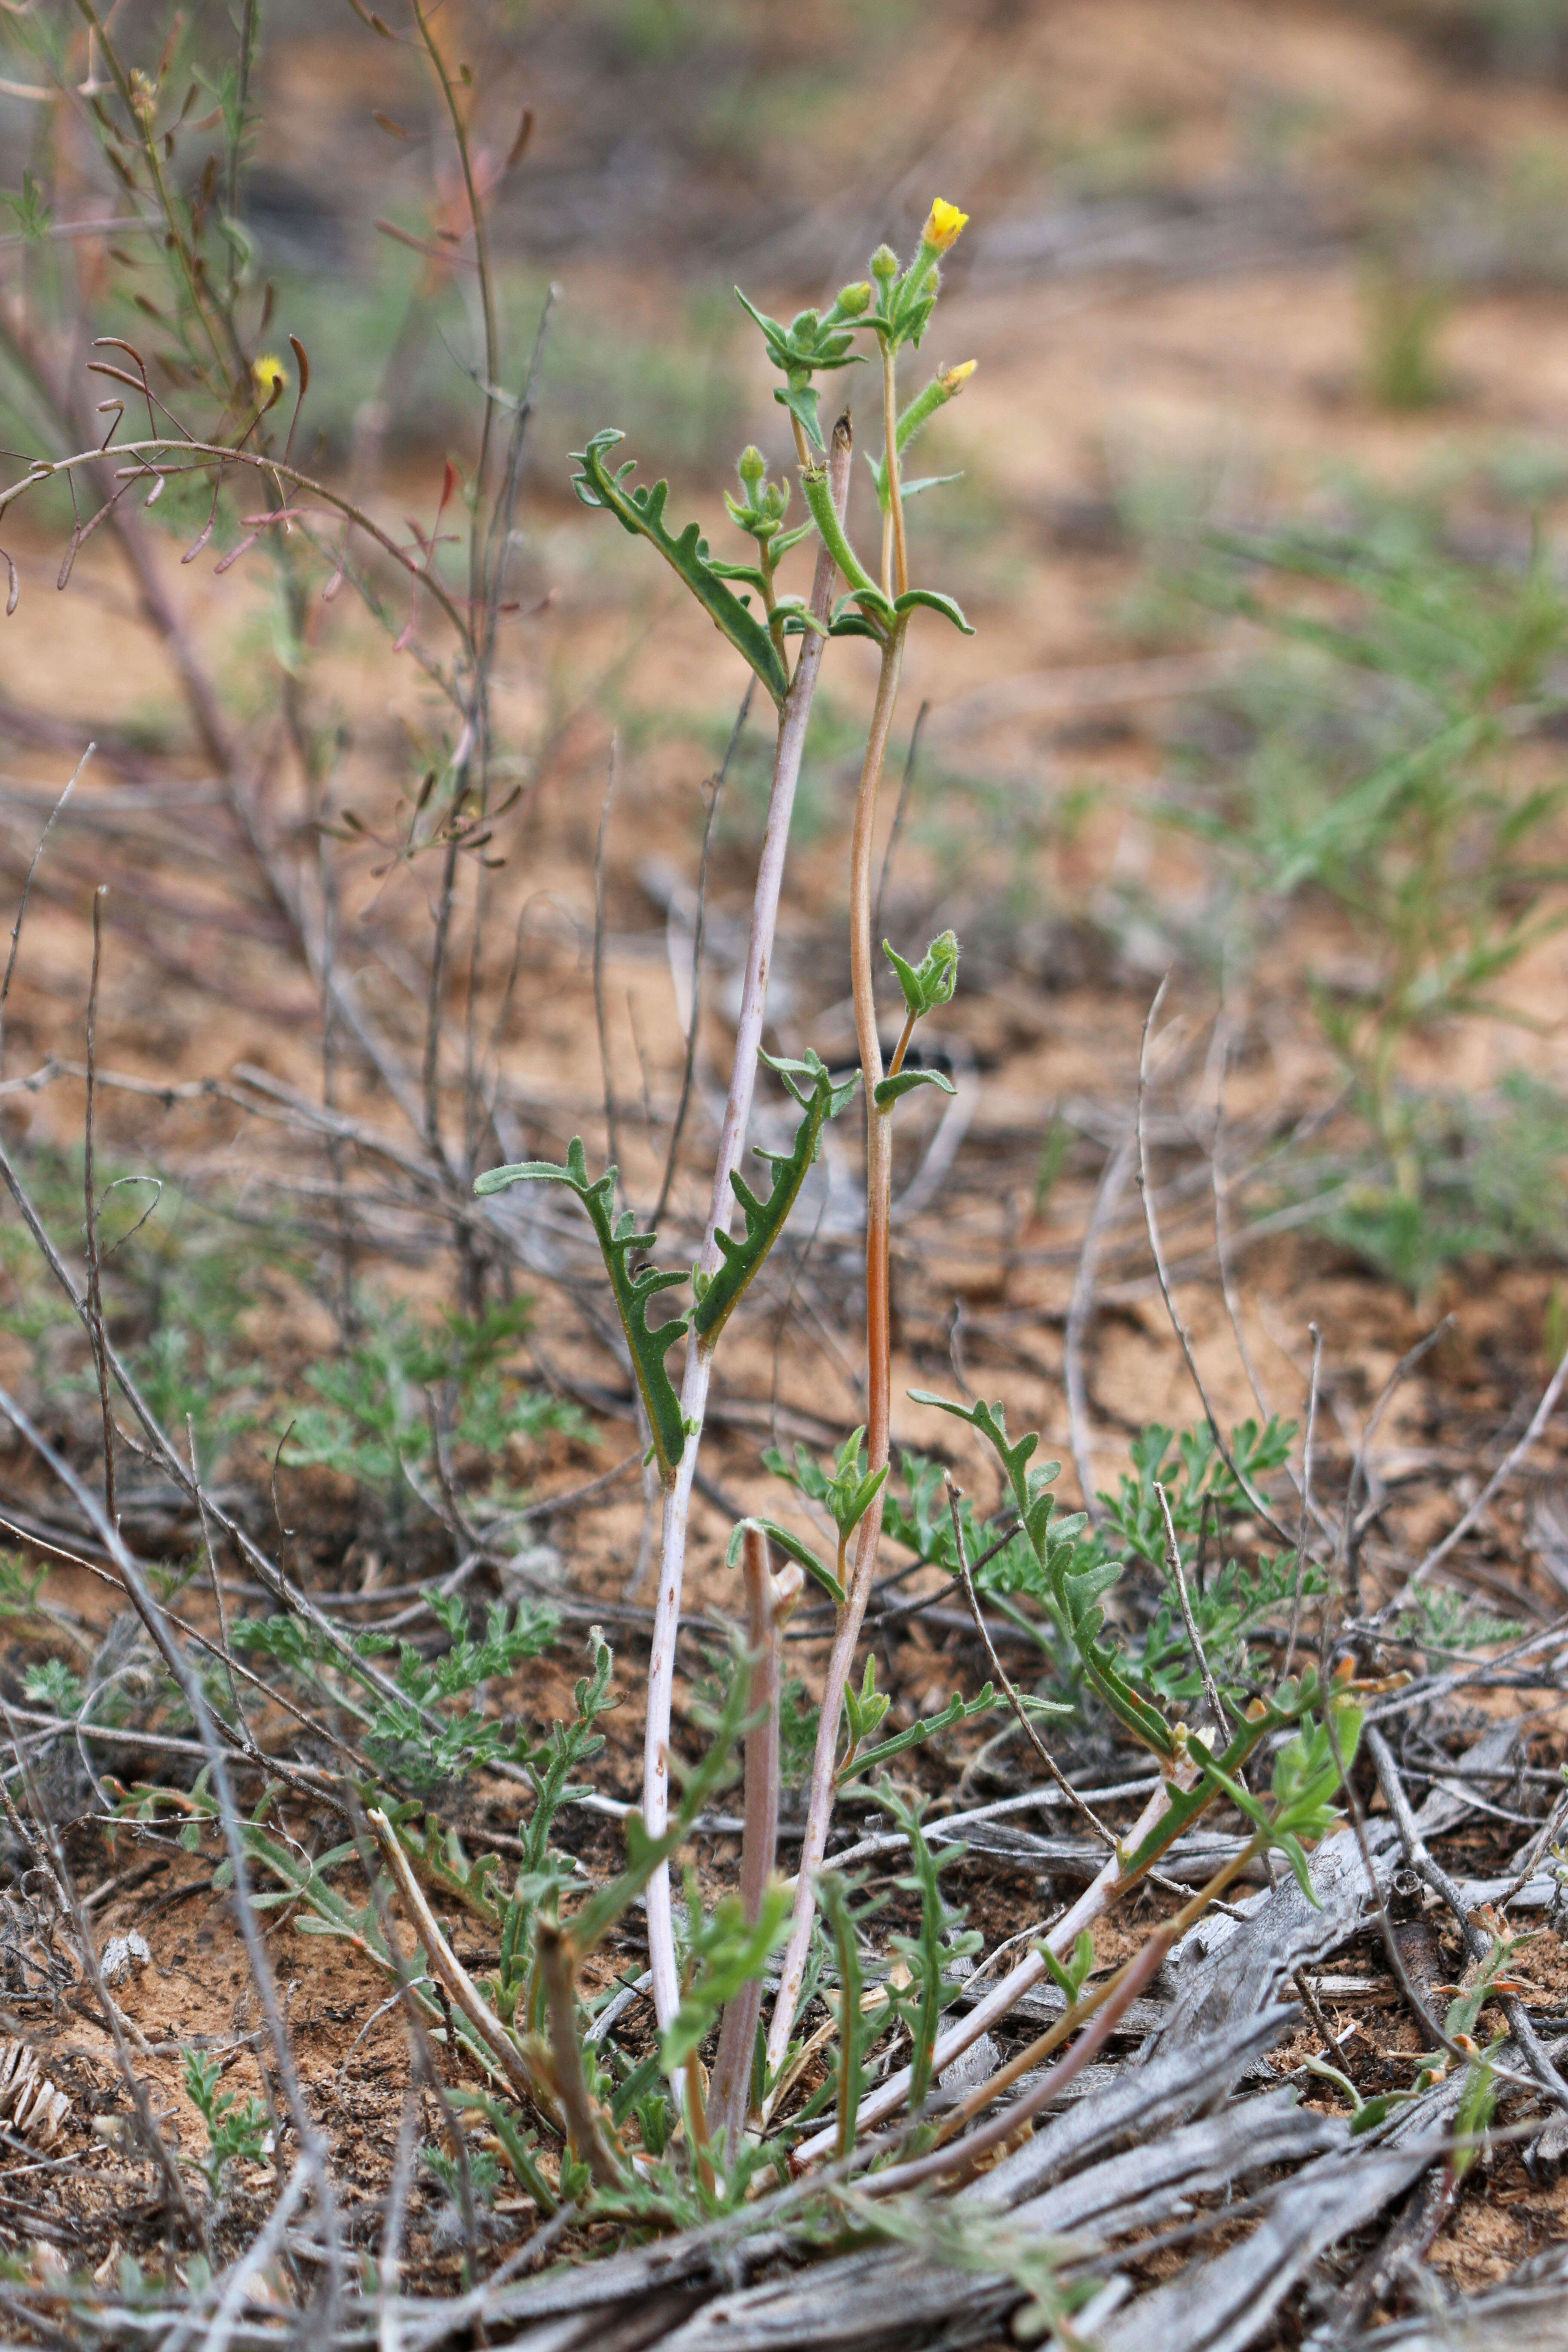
643 419 854 2030
764 619 906 2082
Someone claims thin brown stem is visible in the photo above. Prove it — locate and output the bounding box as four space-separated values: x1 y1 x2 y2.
1293 1966 1354 2074
535 1916 629 2188
73 0 236 386
947 1475 1118 1850
1137 978 1298 1550
83 887 115 1529
0 745 90 1082
871 698 928 946
0 438 475 650
371 1809 542 2113
1154 1478 1229 1738
408 0 500 616
886 1007 917 1082
710 1530 799 2164
684 2049 717 2198
189 1414 246 1740
593 736 622 1188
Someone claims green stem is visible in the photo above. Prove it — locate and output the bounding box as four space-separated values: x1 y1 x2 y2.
882 345 909 599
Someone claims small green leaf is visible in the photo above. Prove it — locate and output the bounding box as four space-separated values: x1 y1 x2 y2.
774 377 826 453
705 557 769 590
726 1516 845 1606
883 929 959 1019
837 1684 1000 1784
899 472 965 502
894 587 974 634
844 1654 891 1745
874 1067 957 1108
1040 1928 1096 2004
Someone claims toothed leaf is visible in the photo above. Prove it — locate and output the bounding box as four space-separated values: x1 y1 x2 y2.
570 431 790 705
476 1139 688 1483
690 1048 860 1344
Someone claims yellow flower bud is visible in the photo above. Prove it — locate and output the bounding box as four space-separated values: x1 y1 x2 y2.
252 353 288 407
939 360 977 396
920 199 969 255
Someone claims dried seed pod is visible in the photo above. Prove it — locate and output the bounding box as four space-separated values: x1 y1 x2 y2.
0 2038 70 2149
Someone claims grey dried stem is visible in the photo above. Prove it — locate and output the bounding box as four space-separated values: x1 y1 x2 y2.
1154 1478 1231 1738
82 887 116 1532
948 1471 1119 1850
1366 1728 1568 2115
0 1382 343 2291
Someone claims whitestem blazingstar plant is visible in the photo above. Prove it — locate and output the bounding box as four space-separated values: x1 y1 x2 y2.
471 199 1386 2187
480 203 979 2040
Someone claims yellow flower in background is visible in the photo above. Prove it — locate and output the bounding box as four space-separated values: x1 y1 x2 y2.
921 199 969 254
252 353 288 407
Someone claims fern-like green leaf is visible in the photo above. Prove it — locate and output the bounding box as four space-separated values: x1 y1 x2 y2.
475 1138 688 1483
911 1388 1177 1760
572 430 791 706
690 1049 859 1346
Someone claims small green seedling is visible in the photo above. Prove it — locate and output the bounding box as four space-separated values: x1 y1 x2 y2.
183 2049 271 2199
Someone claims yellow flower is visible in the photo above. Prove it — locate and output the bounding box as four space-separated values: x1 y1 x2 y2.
920 199 969 255
939 360 977 395
252 353 288 407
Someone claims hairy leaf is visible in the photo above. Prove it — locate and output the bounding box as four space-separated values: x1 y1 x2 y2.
874 1066 957 1108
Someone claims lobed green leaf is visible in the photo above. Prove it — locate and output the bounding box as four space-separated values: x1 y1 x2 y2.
475 1137 689 1484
